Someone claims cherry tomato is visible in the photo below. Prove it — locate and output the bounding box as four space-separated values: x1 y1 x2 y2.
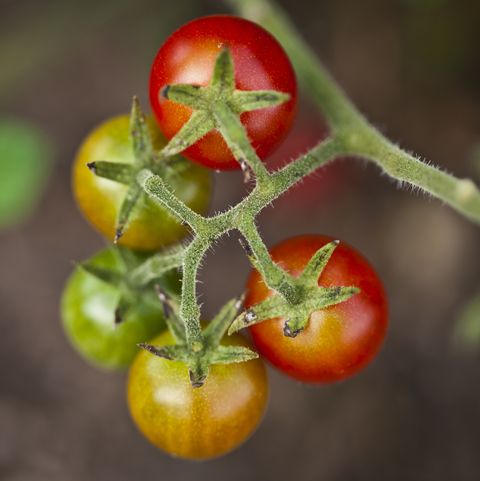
61 249 168 370
245 235 388 383
127 330 269 460
73 115 212 251
150 15 297 170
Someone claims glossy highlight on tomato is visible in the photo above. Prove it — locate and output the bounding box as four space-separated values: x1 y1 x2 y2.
245 235 388 383
127 330 269 460
149 15 297 170
61 249 167 370
73 115 212 251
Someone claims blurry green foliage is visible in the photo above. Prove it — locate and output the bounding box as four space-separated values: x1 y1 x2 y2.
0 119 53 228
455 293 480 350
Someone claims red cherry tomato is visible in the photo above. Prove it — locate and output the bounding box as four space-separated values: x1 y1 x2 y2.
245 235 388 383
150 15 297 170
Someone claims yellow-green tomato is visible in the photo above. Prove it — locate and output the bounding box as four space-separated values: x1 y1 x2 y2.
127 331 269 460
61 249 167 370
73 115 212 251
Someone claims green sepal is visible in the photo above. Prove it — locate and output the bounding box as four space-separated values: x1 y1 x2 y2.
162 84 207 109
209 345 258 364
188 357 209 388
114 294 132 325
129 245 184 286
300 240 339 287
211 47 235 92
231 90 291 113
138 297 259 388
130 96 154 166
159 47 289 177
87 161 134 185
78 262 123 287
153 285 186 344
138 343 189 361
203 296 244 347
229 285 359 336
283 286 359 337
162 110 215 157
111 245 144 271
138 341 208 387
229 239 361 336
114 183 141 243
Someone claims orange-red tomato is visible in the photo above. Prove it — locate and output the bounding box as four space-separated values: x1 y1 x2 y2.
127 331 269 460
245 235 388 383
149 15 297 170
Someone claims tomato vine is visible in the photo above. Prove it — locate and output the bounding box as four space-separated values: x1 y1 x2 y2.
64 0 480 460
130 4 480 384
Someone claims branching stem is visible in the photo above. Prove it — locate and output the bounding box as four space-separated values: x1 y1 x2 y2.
228 0 480 224
137 0 480 365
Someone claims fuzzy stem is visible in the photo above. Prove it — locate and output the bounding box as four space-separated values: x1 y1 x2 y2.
356 132 480 223
229 0 480 224
138 169 207 233
227 0 362 131
239 220 300 303
271 137 345 193
181 237 210 349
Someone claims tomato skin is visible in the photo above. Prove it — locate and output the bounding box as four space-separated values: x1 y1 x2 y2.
150 15 297 170
73 115 212 251
127 331 269 460
61 249 167 370
245 235 388 383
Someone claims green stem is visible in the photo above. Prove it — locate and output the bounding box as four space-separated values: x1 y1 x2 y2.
133 0 480 368
227 0 362 131
138 169 207 233
357 132 480 223
180 237 210 349
239 220 300 303
271 137 345 192
229 0 480 224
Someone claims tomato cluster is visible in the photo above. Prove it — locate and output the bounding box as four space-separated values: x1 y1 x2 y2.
62 15 388 461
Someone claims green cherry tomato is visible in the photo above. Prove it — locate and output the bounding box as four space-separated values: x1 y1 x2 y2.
61 249 168 370
127 330 269 460
73 115 212 251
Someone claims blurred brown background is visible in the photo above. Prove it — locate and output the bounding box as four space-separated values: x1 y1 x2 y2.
1 0 480 479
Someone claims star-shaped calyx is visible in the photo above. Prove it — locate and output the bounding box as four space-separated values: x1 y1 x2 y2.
86 97 187 243
160 48 290 174
79 246 180 325
229 240 360 337
138 292 258 388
